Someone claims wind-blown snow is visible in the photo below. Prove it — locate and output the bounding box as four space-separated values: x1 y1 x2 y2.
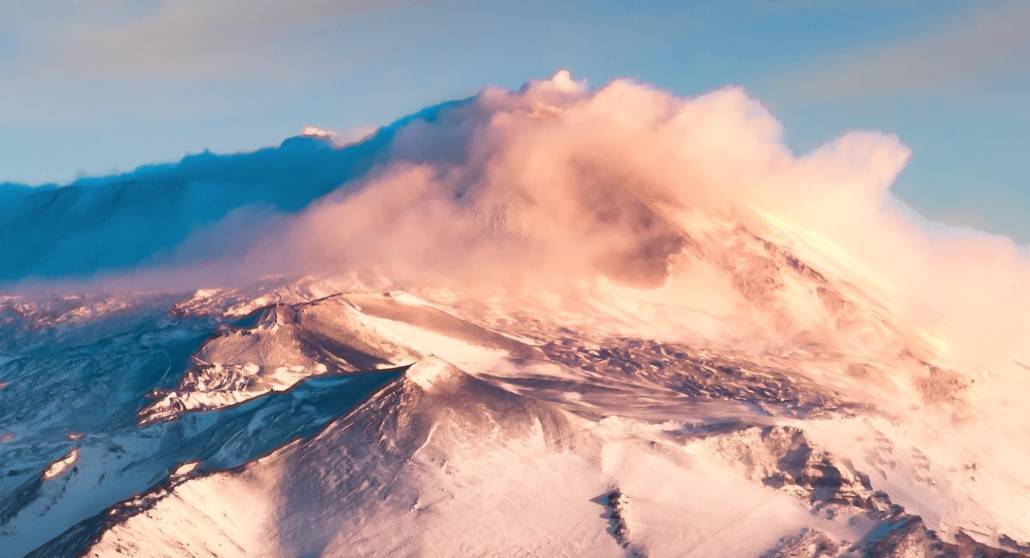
2 71 1030 557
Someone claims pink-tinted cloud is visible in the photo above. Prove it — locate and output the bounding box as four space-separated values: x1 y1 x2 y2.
25 70 1029 379
156 71 1023 374
799 1 1030 97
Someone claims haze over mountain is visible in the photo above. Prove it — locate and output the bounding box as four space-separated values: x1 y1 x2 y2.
1 73 1029 557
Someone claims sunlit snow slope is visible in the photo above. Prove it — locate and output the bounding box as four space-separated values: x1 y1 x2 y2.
2 72 1030 557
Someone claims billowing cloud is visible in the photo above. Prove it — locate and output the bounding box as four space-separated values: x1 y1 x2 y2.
7 70 1030 547
7 70 1030 377
138 70 1020 375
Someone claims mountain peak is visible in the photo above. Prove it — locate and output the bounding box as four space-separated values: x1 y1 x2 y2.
300 125 337 139
405 356 463 391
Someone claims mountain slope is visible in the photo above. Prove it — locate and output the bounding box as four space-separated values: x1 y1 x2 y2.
3 278 1027 556
3 72 1030 557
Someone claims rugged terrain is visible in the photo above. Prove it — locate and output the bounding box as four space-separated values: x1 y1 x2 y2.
2 73 1029 557
2 274 1028 557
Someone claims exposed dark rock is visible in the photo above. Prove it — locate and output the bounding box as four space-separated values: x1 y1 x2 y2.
761 528 842 558
857 516 1026 558
598 488 646 557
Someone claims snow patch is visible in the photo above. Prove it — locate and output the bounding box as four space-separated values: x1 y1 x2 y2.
406 357 461 391
43 448 79 480
301 125 336 139
173 461 200 477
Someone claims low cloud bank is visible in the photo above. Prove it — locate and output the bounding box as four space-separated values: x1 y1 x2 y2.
216 72 1027 367
5 71 1029 368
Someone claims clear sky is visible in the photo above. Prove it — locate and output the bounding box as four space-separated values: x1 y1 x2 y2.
2 0 1028 241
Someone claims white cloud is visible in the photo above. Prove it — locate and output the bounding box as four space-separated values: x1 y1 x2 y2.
1 0 416 79
175 72 1027 375
800 1 1030 97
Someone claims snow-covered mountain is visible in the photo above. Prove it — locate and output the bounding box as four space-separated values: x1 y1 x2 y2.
2 73 1029 557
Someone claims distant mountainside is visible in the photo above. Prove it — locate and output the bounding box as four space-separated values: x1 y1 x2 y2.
0 99 469 283
2 73 1028 557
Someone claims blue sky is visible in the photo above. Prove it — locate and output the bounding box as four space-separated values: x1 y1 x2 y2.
2 0 1028 241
